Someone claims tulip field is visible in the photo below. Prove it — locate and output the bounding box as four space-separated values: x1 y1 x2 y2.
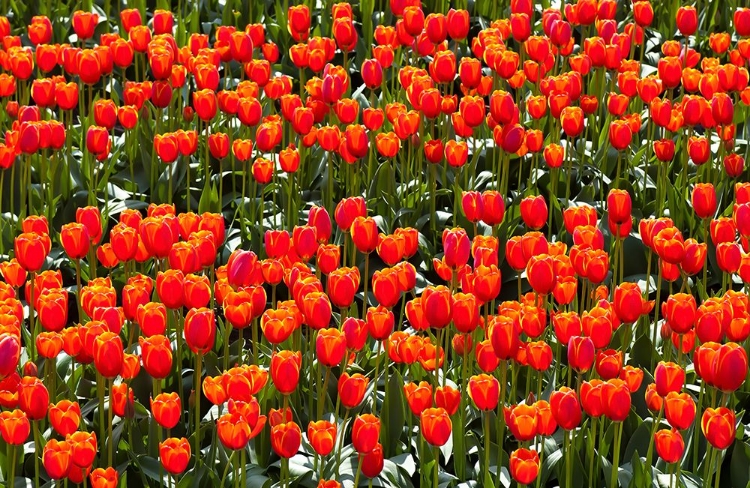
3 0 750 487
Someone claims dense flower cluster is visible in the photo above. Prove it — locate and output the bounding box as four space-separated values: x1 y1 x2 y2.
0 1 749 487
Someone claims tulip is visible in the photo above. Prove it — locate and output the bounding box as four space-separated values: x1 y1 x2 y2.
43 439 71 480
712 342 748 392
676 6 698 35
0 409 30 445
48 400 80 436
420 407 452 446
654 361 685 397
352 414 380 454
468 373 500 411
271 350 301 395
664 392 696 431
702 407 736 450
338 373 368 409
18 376 49 420
510 448 540 485
160 437 191 475
548 387 581 431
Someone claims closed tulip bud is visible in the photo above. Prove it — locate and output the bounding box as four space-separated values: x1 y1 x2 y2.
461 191 484 223
43 439 71 480
520 195 548 230
351 217 379 254
701 407 735 450
403 381 433 416
655 429 685 464
218 411 266 450
184 308 216 354
0 409 30 445
421 285 453 329
338 372 368 409
567 336 595 373
442 228 470 268
676 6 698 36
613 282 645 324
139 335 172 379
271 350 301 395
692 183 717 219
468 373 500 411
150 392 181 430
548 387 581 430
601 379 631 422
308 420 336 456
159 437 190 475
420 407 452 446
316 328 346 368
93 331 123 379
664 392 696 431
662 293 697 334
654 361 685 397
0 333 20 378
352 414 381 454
509 448 540 485
713 342 748 392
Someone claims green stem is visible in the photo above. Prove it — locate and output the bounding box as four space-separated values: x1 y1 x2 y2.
611 422 622 488
353 454 364 488
108 379 114 465
484 412 491 483
372 341 382 415
319 367 331 420
29 271 36 359
587 418 598 488
194 352 202 465
8 443 16 486
33 421 40 488
335 410 350 479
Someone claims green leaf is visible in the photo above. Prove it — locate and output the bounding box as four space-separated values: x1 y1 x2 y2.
382 368 405 459
199 181 220 214
731 440 750 488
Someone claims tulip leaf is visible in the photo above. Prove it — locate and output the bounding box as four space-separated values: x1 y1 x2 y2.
198 181 220 214
731 440 750 488
382 368 405 459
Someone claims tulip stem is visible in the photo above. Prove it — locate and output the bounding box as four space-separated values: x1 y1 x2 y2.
319 367 331 419
693 382 704 472
484 411 491 484
592 417 604 486
175 310 185 425
496 360 508 472
326 150 333 217
241 446 247 488
611 422 622 488
353 454 364 488
33 420 40 488
223 316 230 372
29 270 36 359
108 379 114 466
97 373 105 449
713 450 722 488
75 259 83 322
434 445 440 487
704 445 715 488
283 457 290 488
194 351 202 466
362 254 369 318
335 409 350 479
566 429 573 488
652 265 663 369
372 340 382 415
8 443 15 486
